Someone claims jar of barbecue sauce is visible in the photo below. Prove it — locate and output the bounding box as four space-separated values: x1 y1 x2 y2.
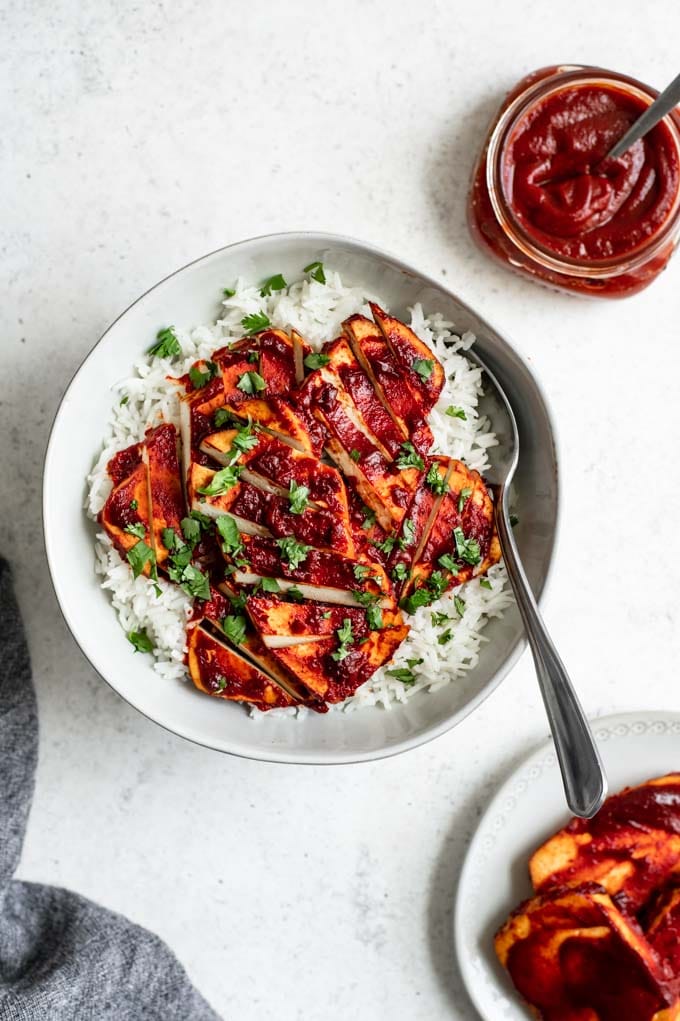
468 65 680 297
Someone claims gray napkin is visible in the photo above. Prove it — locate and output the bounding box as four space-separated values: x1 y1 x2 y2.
0 558 221 1020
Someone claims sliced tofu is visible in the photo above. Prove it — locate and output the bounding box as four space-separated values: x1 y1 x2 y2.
208 395 314 453
257 329 298 396
403 460 500 600
386 457 452 593
187 623 296 710
246 597 370 648
370 303 445 412
99 450 153 572
228 536 394 609
263 616 408 702
143 423 184 567
189 465 272 536
343 314 433 454
297 373 421 531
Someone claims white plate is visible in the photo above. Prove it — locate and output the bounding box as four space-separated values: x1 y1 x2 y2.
43 231 559 763
454 710 680 1019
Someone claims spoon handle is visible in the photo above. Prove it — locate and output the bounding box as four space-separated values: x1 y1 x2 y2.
607 71 680 160
496 490 607 818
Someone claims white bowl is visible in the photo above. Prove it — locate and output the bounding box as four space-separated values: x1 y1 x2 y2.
43 232 559 763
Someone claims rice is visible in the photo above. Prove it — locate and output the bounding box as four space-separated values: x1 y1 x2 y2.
86 269 511 711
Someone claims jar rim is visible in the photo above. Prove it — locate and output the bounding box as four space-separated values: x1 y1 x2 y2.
485 66 680 278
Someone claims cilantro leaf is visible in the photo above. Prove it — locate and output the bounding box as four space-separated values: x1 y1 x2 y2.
361 506 376 530
445 405 467 420
303 260 326 284
120 395 129 406
241 312 271 335
259 273 287 297
126 540 156 579
458 487 473 513
148 327 181 359
276 537 311 569
180 564 210 601
396 442 425 471
181 516 202 546
349 448 361 463
366 605 383 630
510 514 519 527
260 576 281 593
438 628 453 645
428 570 448 599
214 407 234 429
398 518 416 550
230 419 259 455
392 562 409 583
124 522 146 539
386 667 417 685
453 526 482 566
413 358 433 382
353 564 371 581
223 287 236 298
454 595 466 617
352 589 379 607
216 515 243 555
425 463 447 494
285 586 305 602
287 479 310 515
129 499 138 511
236 370 267 395
407 657 423 668
480 577 492 590
304 352 331 370
331 617 355 661
371 535 396 555
189 360 218 390
214 674 228 692
127 629 153 654
222 614 247 645
431 610 450 626
400 587 433 614
197 465 243 496
162 527 178 550
438 553 459 574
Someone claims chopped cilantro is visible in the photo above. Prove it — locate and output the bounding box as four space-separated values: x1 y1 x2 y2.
438 628 453 645
352 590 379 607
120 395 129 406
259 273 287 297
162 527 178 550
428 570 448 599
361 506 376 530
400 587 433 614
247 350 260 364
322 611 332 619
190 509 212 528
197 464 243 496
214 407 234 429
458 486 473 513
304 352 331 369
230 419 259 456
124 522 146 539
180 565 210 601
215 515 242 555
366 605 383 630
241 312 271 335
286 586 305 602
407 657 423 668
189 360 218 390
392 563 409 583
303 260 326 284
431 610 450 626
454 595 466 617
287 479 310 515
349 448 361 463
276 537 311 569
214 674 228 692
126 540 156 579
438 553 459 574
353 564 371 581
127 629 153 654
222 614 246 645
371 535 397 555
387 667 417 685
260 576 281 593
331 617 354 661
445 405 467 420
395 442 425 471
453 526 482 566
181 516 202 545
413 358 433 382
223 287 236 298
398 518 416 550
480 577 492 590
129 499 138 511
236 370 267 395
425 463 447 494
148 326 181 359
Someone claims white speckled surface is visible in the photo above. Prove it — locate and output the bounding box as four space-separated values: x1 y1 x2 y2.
3 1 680 1017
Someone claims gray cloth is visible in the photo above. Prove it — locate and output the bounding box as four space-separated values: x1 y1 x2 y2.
0 559 221 1020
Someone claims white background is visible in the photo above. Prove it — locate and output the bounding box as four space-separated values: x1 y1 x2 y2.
3 1 680 1017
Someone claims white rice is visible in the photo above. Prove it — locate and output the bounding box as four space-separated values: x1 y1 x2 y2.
86 269 511 712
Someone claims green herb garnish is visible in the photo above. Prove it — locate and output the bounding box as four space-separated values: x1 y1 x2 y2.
287 479 310 515
124 522 146 539
148 327 181 359
427 570 448 599
213 407 233 429
453 526 481 566
386 667 417 685
129 499 138 511
349 448 361 463
259 273 287 297
260 576 281 593
371 535 397 555
126 540 156 579
445 405 467 420
189 360 218 390
366 605 383 630
223 287 236 298
480 577 492 590
438 553 460 574
236 370 267 395
458 487 473 513
400 587 433 614
392 563 409 583
454 595 466 617
197 464 243 496
331 617 354 661
510 514 519 527
181 516 202 545
241 312 271 335
431 610 450 626
304 352 331 370
398 518 416 550
180 564 210 601
425 463 447 494
120 395 129 406
361 507 376 530
303 260 326 284
438 629 453 645
413 358 433 382
395 442 425 471
127 629 153 653
215 515 243 556
222 614 247 645
285 586 305 602
276 537 311 569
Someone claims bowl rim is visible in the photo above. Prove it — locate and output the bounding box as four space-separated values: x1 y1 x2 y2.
42 230 561 763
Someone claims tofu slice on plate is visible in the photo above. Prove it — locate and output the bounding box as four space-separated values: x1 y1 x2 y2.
370 302 445 413
186 623 296 710
143 423 184 568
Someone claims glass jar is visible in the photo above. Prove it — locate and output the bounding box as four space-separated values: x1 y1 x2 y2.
468 65 680 298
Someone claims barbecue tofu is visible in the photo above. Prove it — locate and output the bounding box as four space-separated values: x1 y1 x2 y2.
187 623 296 710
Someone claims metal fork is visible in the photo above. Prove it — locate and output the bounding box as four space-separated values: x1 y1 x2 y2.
468 348 607 819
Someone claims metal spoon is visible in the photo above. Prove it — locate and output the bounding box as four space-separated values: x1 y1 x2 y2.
606 72 680 160
469 348 607 819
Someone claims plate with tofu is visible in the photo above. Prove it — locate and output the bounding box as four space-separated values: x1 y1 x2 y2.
44 232 559 761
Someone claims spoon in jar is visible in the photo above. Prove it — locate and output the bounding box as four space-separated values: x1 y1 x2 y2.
605 71 680 160
468 348 607 819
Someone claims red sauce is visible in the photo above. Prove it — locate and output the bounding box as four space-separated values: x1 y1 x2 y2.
469 66 680 297
503 84 680 261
